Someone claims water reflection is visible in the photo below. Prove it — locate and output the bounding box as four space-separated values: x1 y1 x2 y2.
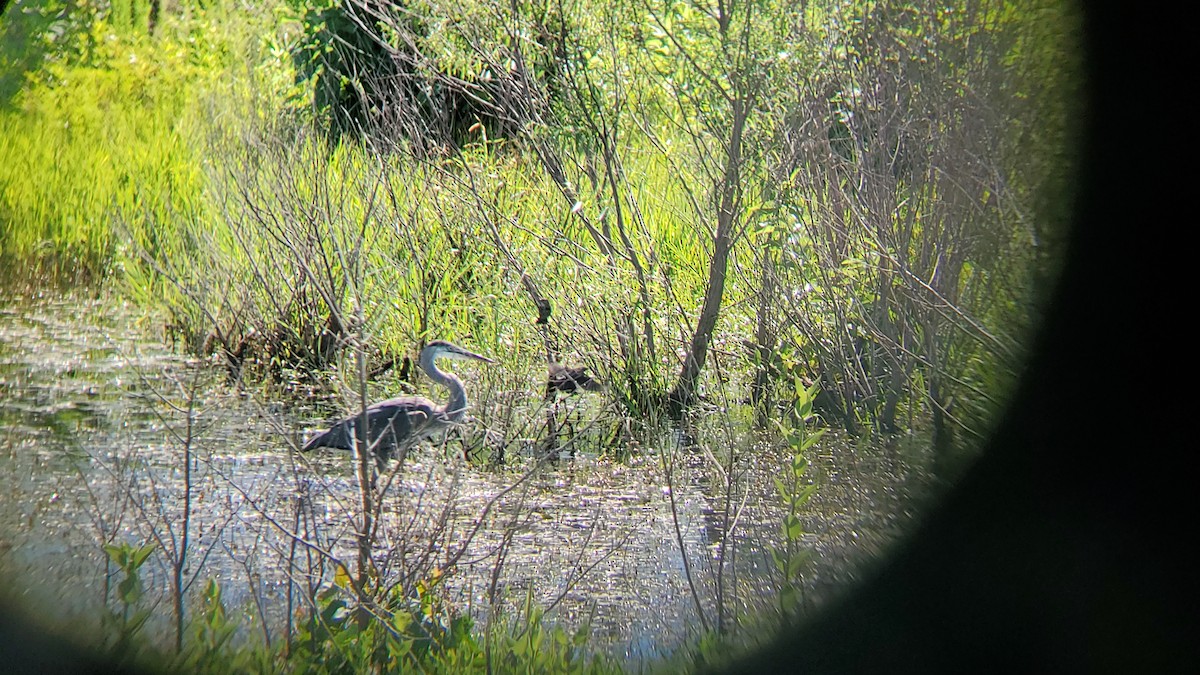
1 292 937 662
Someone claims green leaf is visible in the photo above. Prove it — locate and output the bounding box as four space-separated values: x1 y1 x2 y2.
102 544 125 566
511 633 529 657
386 636 412 660
320 598 346 625
334 563 351 589
791 454 808 475
780 584 798 610
796 482 818 505
391 609 412 634
783 514 804 541
131 542 155 567
773 476 790 500
118 573 142 605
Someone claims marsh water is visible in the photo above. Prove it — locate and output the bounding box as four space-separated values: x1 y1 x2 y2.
0 290 939 662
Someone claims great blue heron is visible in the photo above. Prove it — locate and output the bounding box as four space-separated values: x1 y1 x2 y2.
301 340 493 470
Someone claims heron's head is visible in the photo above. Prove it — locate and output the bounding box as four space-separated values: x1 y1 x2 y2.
424 340 495 364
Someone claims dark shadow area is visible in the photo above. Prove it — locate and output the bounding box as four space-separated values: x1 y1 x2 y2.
1 4 1189 675
711 5 1193 674
0 610 151 675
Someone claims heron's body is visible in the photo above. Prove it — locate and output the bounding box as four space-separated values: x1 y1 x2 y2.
302 340 492 469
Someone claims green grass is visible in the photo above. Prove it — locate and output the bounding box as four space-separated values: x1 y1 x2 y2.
0 0 296 281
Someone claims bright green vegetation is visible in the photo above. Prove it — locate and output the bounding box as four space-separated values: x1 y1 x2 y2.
95 540 624 673
1 0 1083 669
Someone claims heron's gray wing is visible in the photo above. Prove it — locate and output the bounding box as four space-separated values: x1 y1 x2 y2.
303 396 441 468
302 418 354 451
364 397 438 459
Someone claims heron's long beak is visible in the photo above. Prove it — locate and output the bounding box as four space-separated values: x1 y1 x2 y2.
452 346 494 364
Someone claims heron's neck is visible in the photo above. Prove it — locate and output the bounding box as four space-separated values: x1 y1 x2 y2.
421 353 468 421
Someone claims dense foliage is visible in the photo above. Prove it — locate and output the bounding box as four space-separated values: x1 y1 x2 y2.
1 0 1083 668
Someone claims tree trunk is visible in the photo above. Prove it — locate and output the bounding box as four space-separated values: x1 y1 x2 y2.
669 227 733 413
148 0 161 34
669 97 748 413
